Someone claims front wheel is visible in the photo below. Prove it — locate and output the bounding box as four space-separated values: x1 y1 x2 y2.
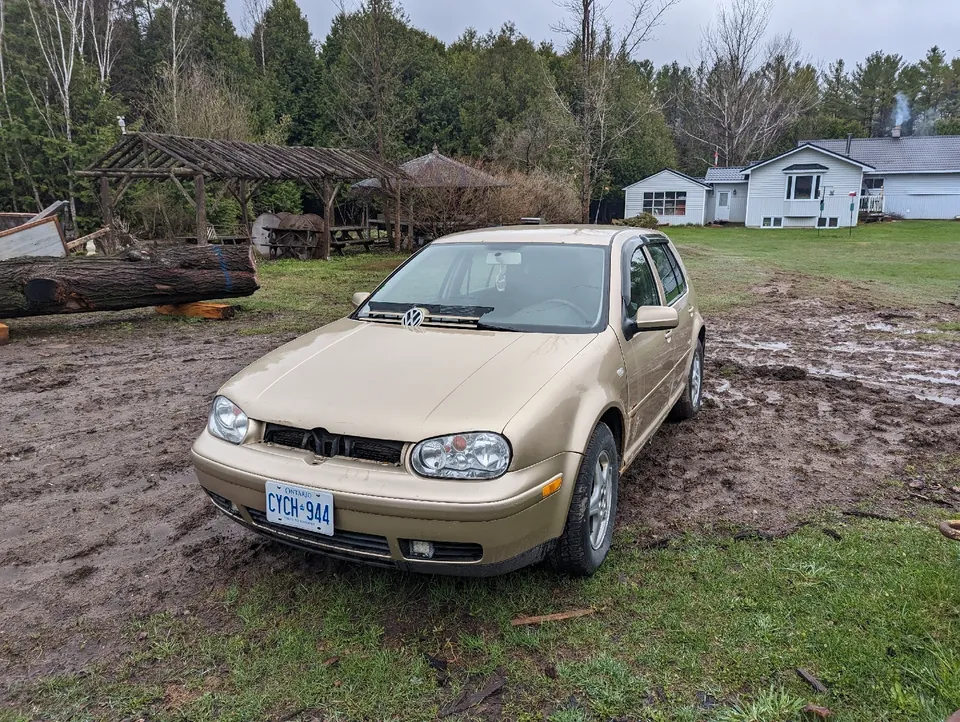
549 423 619 576
669 338 704 422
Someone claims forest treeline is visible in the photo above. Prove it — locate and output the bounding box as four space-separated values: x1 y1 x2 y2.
1 0 959 231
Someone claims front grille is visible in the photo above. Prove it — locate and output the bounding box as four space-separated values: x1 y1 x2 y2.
399 539 484 563
246 508 393 561
263 424 404 465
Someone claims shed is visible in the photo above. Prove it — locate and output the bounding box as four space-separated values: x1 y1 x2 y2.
623 169 710 225
78 133 406 258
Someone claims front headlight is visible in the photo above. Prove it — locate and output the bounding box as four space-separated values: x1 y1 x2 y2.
208 396 249 444
411 432 511 479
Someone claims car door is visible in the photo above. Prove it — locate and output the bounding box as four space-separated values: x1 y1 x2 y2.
646 242 694 397
620 243 676 445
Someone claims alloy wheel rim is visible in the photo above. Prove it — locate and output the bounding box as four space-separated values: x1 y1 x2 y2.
589 450 613 550
691 354 703 407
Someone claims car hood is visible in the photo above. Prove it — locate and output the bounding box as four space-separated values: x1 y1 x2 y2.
221 318 598 442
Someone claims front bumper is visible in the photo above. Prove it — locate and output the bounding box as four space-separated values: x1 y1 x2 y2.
191 431 583 574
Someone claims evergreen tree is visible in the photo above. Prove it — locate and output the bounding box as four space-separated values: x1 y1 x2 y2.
851 52 902 136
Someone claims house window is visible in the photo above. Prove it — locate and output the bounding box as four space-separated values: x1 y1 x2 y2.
864 178 884 191
817 217 840 228
642 191 687 216
762 216 784 228
786 174 821 200
828 217 838 228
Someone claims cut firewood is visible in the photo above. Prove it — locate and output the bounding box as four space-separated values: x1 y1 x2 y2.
156 302 237 320
802 703 833 718
510 608 595 626
0 322 8 345
0 245 258 319
65 227 112 251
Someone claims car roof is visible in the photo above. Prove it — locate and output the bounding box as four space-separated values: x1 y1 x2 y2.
432 225 664 246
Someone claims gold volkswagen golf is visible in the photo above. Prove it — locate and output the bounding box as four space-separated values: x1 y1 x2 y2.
192 226 705 576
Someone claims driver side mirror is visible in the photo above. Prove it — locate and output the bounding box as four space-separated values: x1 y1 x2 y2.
351 292 370 309
624 305 679 340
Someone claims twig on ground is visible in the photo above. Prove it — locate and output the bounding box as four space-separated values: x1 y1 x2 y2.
511 609 595 626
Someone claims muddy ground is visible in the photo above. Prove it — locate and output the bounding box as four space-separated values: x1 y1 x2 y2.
1 277 959 692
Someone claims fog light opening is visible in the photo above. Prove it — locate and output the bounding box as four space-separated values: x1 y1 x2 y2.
409 540 435 559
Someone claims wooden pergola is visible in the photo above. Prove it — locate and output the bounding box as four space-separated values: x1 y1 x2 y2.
78 132 407 258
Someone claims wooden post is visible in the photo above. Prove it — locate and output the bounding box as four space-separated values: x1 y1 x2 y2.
194 174 207 245
320 177 333 260
393 181 402 252
238 179 250 237
407 194 414 250
99 176 113 227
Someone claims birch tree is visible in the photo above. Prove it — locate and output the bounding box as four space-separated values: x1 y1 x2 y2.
27 0 88 221
87 0 118 89
553 0 679 222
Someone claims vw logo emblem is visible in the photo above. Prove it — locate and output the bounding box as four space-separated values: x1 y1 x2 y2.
402 307 427 328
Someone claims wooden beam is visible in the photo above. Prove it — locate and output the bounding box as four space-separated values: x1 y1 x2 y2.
155 302 237 320
393 181 401 252
320 177 333 260
170 174 196 208
66 227 111 251
195 174 208 245
76 169 196 178
0 322 8 345
99 176 113 228
238 179 250 236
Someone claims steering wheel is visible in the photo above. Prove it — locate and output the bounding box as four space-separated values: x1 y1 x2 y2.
541 298 592 325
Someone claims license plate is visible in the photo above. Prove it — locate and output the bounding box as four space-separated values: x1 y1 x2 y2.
265 481 334 536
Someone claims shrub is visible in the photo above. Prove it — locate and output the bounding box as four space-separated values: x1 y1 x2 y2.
613 212 659 229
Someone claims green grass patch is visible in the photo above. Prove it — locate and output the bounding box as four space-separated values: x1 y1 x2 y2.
667 221 960 309
7 520 960 722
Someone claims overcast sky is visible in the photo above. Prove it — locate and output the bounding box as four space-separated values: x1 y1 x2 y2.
226 0 960 68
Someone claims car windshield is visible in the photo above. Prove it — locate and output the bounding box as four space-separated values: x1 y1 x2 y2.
357 242 607 333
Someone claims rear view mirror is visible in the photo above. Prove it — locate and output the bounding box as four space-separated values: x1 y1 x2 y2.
486 251 522 265
624 306 679 340
351 292 370 309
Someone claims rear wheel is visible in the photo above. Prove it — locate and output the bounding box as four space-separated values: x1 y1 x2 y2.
549 423 619 576
670 338 704 422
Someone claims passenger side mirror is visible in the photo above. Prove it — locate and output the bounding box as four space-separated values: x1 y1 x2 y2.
351 292 370 309
624 305 679 340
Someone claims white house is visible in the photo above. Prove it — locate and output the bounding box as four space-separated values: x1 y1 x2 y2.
623 169 711 226
623 133 960 228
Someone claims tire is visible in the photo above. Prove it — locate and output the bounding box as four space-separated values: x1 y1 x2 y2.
670 338 704 422
549 423 619 576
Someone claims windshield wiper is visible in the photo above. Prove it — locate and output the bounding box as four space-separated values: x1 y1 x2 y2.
475 320 522 332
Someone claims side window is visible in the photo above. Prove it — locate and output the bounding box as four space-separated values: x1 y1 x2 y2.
647 244 687 305
626 248 661 317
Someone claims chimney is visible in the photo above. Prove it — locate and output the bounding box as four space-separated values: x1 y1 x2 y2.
891 126 902 139
845 132 853 155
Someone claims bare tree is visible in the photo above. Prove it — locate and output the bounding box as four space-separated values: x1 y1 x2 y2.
682 0 818 165
553 0 679 222
161 0 193 129
87 0 119 90
242 0 269 70
27 0 88 222
149 64 253 139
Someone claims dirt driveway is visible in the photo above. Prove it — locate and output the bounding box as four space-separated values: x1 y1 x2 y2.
2 277 959 691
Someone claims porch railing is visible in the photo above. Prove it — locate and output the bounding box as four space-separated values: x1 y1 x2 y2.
859 195 885 214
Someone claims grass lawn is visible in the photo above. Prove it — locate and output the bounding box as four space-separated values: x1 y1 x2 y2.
4 221 960 722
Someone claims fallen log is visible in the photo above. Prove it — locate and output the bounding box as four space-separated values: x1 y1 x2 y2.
0 245 258 319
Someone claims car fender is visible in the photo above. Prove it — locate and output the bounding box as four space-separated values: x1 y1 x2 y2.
502 326 628 472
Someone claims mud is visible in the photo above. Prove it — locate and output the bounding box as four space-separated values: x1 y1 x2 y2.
1 285 959 691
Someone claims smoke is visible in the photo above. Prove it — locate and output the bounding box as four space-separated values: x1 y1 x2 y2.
893 92 911 127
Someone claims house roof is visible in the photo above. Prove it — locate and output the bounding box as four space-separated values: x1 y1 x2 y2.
704 166 747 182
82 132 405 182
623 168 711 190
783 163 829 172
802 135 960 174
742 143 875 174
355 147 506 191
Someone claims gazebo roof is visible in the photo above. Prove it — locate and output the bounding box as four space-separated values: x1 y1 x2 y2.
354 147 506 191
80 132 405 182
